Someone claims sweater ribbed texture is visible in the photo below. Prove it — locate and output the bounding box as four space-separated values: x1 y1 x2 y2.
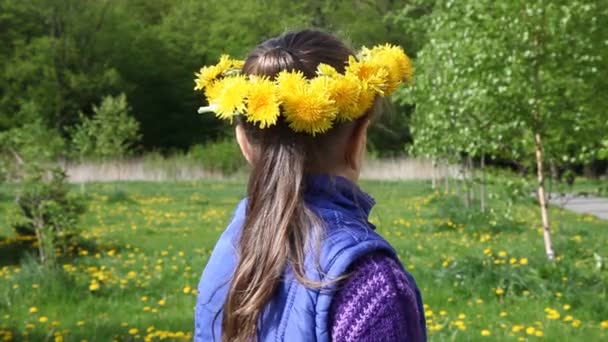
329 253 425 342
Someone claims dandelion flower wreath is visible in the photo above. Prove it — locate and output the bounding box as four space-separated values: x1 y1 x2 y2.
194 44 412 135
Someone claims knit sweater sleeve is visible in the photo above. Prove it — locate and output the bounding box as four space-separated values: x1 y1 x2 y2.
329 252 426 342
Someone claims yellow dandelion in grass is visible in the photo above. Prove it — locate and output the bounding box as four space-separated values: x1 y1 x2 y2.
183 285 192 294
361 44 413 94
600 320 608 329
282 76 338 135
39 316 48 323
29 306 38 313
89 280 100 291
205 75 250 121
194 55 243 91
246 76 280 128
495 288 504 295
480 329 491 336
129 328 139 335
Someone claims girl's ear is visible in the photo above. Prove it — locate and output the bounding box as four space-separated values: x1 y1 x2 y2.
235 124 255 165
345 118 371 177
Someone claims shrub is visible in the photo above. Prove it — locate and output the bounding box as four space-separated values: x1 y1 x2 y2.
188 139 245 175
10 166 86 265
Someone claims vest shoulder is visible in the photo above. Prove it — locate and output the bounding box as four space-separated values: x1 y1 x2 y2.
316 209 395 277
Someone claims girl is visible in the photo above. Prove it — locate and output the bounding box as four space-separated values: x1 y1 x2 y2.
194 29 426 342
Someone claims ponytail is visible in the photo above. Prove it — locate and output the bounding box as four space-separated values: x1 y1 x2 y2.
222 129 320 342
220 29 355 342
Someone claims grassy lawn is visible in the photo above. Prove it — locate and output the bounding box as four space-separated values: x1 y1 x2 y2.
0 179 607 341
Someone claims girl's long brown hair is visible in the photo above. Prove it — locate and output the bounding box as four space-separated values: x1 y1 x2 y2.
221 30 356 342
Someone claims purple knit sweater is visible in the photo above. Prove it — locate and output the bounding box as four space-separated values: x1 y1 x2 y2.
329 253 425 342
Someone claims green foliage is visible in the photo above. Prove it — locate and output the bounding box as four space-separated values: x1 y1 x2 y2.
10 166 86 264
401 0 607 167
0 0 424 153
0 119 65 181
188 140 245 175
71 93 141 160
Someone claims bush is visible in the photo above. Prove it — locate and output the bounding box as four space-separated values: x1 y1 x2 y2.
188 139 245 175
10 166 86 265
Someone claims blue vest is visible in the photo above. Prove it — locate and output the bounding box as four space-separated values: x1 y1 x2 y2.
194 175 422 341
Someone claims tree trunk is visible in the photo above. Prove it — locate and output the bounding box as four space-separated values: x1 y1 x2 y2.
34 217 47 265
480 154 486 213
467 155 474 204
534 131 555 260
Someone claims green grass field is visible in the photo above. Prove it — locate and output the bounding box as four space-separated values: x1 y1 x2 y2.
0 179 607 341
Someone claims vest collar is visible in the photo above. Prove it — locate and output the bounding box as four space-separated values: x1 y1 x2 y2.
304 174 375 225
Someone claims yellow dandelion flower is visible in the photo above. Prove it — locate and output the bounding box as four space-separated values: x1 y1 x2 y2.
29 306 38 313
183 285 192 294
194 55 243 91
206 75 250 121
600 320 608 329
354 89 377 118
362 44 413 94
572 319 581 328
158 299 166 306
89 281 100 291
481 329 491 336
495 288 504 295
216 55 244 72
316 63 340 78
328 74 362 121
246 76 280 128
129 328 139 335
525 326 535 335
345 56 388 95
39 316 48 323
277 70 307 99
519 257 528 265
282 76 338 135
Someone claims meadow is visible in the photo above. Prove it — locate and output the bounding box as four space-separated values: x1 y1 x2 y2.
0 179 607 341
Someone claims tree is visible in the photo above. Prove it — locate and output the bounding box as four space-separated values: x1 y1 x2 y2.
71 93 140 161
400 0 607 260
